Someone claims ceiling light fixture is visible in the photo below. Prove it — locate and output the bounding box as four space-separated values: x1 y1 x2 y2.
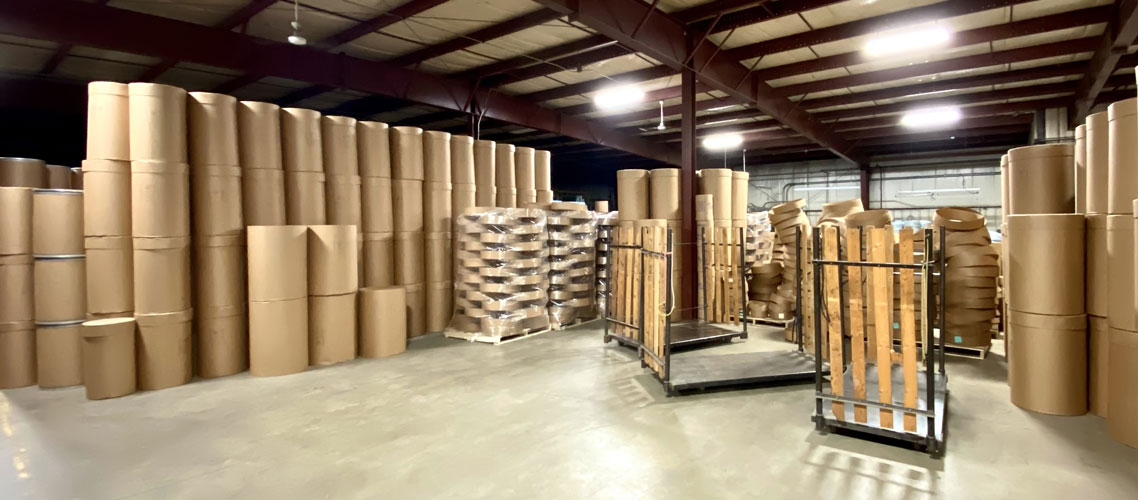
702 133 743 150
900 105 962 129
656 101 666 130
288 0 307 46
593 85 645 110
863 26 950 58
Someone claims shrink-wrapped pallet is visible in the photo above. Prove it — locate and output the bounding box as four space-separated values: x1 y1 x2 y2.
546 202 597 327
596 211 617 316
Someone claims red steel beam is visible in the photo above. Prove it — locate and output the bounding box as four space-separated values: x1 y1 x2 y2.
673 0 768 23
522 65 676 102
321 0 451 49
450 35 614 81
0 0 679 165
134 0 279 81
688 0 845 36
1071 0 1138 124
557 82 711 116
38 0 112 74
387 9 563 67
480 43 631 87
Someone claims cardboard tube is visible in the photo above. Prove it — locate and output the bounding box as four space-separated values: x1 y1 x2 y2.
192 165 244 238
1008 143 1075 215
193 235 245 310
0 157 46 188
1000 154 1009 214
134 309 192 390
536 190 553 204
0 328 35 388
453 183 477 216
617 169 649 221
325 174 362 227
307 225 358 296
1108 98 1138 214
243 167 287 225
1075 124 1086 214
394 231 425 285
132 237 191 315
0 257 33 323
1109 214 1137 330
237 101 283 169
87 82 129 161
449 135 475 184
495 143 516 188
280 107 323 172
1087 214 1107 317
1006 215 1084 316
36 323 83 388
696 194 714 221
515 147 536 191
361 176 394 233
33 189 83 255
1108 326 1138 447
84 237 133 316
732 171 749 220
426 280 453 332
321 115 358 175
80 317 136 400
1086 111 1108 214
249 297 308 377
34 257 86 322
516 188 537 206
196 306 247 378
474 140 496 205
285 171 326 225
309 292 357 365
46 165 71 189
392 179 424 231
405 282 426 337
0 187 32 255
496 187 518 208
699 168 733 220
131 161 190 238
391 126 424 180
80 160 130 237
128 83 187 163
359 286 406 358
187 92 239 168
423 130 452 183
535 150 552 191
424 181 453 232
595 200 609 212
425 232 452 283
358 121 391 178
247 225 307 302
1089 316 1109 417
650 168 680 220
363 232 395 287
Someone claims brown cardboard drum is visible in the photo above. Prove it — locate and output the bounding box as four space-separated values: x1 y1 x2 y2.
536 190 553 204
496 187 518 208
426 281 452 332
1007 214 1084 316
363 232 395 287
307 225 359 296
1108 327 1138 447
1008 311 1087 415
193 236 245 310
325 174 362 226
187 92 239 168
247 225 307 302
494 143 516 188
196 305 247 378
36 323 83 388
81 317 136 400
321 115 358 175
87 82 129 161
0 327 35 388
1090 316 1109 417
1076 124 1087 213
732 171 749 220
358 121 391 178
128 83 187 163
70 168 82 190
617 169 650 221
452 183 477 216
474 140 496 205
696 194 714 221
424 181 453 232
34 257 86 322
391 126 425 180
237 101 283 169
1007 143 1075 214
392 179 424 232
394 231 425 285
0 187 32 255
1109 215 1137 329
46 165 71 189
699 169 733 220
405 282 426 338
131 161 190 238
81 160 130 237
1086 111 1108 214
0 158 47 188
361 176 394 233
425 233 452 283
535 150 552 191
134 310 192 390
243 167 287 226
359 286 407 358
423 130 452 183
285 171 326 225
516 188 537 206
1087 214 1107 317
595 200 610 212
84 237 133 316
132 237 190 315
1000 154 1009 214
1108 98 1138 214
33 188 83 255
650 168 680 220
515 147 536 190
450 135 475 184
192 165 243 237
280 107 323 172
309 292 357 365
249 297 308 377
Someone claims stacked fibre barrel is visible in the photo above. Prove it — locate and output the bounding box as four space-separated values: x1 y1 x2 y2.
1109 97 1138 448
650 168 683 311
307 226 358 365
546 202 597 326
188 92 247 379
237 101 287 225
424 131 454 333
323 115 362 243
933 207 997 349
495 143 517 207
515 147 537 206
391 126 426 337
535 150 553 204
474 139 496 206
0 157 47 188
452 135 478 228
247 225 308 376
359 121 395 287
0 187 35 388
282 108 326 225
129 83 192 391
34 188 86 388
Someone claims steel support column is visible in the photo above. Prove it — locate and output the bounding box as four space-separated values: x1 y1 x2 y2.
680 63 698 320
859 164 871 210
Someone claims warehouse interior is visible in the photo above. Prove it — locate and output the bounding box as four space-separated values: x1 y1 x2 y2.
2 0 1138 498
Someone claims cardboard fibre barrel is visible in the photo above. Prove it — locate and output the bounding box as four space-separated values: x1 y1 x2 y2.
423 130 452 183
696 194 714 221
321 115 359 176
535 150 552 191
1000 154 1008 214
1108 98 1138 214
36 322 83 388
698 168 733 220
325 174 362 227
187 92 239 168
1089 316 1109 417
280 107 323 172
650 168 680 220
134 309 192 390
1086 111 1108 214
1108 326 1138 448
1108 215 1138 330
595 200 609 212
1086 214 1107 317
0 256 33 325
732 171 749 220
0 324 35 388
80 317 136 400
192 165 244 238
424 181 453 232
514 146 536 191
33 188 83 255
131 161 190 238
425 232 452 283
0 187 32 255
309 291 357 366
392 179 424 232
617 169 649 221
496 187 518 208
132 237 191 315
0 157 46 188
362 232 395 287
196 304 247 379
86 82 130 161
494 143 516 188
246 225 307 302
1075 124 1087 214
193 235 246 311
394 231 425 285
70 168 81 190
361 176 394 233
516 188 537 206
34 256 86 323
391 126 425 180
426 280 453 333
453 183 477 216
285 171 327 225
84 236 133 316
249 297 308 377
307 225 359 296
450 135 476 184
1006 214 1084 316
474 140 496 206
1008 310 1087 416
405 282 426 338
359 286 407 358
46 165 72 189
128 83 187 163
358 121 391 178
243 167 287 226
1007 143 1075 215
80 160 130 237
536 190 553 204
237 101 283 169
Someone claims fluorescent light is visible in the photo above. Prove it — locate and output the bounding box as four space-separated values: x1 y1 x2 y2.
702 133 743 150
864 26 950 58
702 118 740 127
896 187 980 197
705 104 737 112
793 185 860 192
593 86 644 110
900 106 962 128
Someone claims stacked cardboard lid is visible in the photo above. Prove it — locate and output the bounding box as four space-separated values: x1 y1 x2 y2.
817 198 864 227
546 202 597 327
595 211 617 316
935 207 999 348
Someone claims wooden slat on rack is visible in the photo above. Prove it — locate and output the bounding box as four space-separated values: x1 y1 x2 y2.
871 226 894 429
899 227 918 432
623 227 635 337
823 226 845 421
632 227 641 340
847 227 868 423
612 227 623 336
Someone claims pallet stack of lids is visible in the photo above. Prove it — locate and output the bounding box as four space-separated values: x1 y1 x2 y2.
495 143 517 208
248 225 308 376
359 121 394 288
282 108 326 225
769 199 810 323
0 186 35 388
423 131 453 334
188 91 247 379
391 126 426 337
307 225 358 366
746 211 779 319
237 101 287 226
595 204 615 318
546 202 597 327
932 207 997 350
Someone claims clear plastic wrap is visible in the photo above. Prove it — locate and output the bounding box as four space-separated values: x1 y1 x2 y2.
746 211 781 318
595 210 617 316
547 202 597 327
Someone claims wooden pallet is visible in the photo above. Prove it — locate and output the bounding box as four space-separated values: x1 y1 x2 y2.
729 316 794 327
443 325 554 345
552 317 600 331
895 339 991 360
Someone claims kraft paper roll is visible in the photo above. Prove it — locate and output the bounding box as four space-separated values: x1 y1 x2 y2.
247 225 307 302
307 225 359 296
132 237 191 315
617 169 649 221
36 323 83 388
1000 154 1009 214
424 130 452 183
424 181 453 232
280 107 323 173
0 187 32 255
395 231 425 285
128 83 187 163
195 306 247 378
536 190 553 204
1075 124 1086 214
474 140 496 205
1007 143 1075 215
497 187 518 208
426 280 453 332
1008 310 1087 415
187 92 239 168
732 171 749 220
321 115 359 176
595 200 609 212
1108 98 1138 214
363 232 394 287
1086 111 1108 214
535 150 552 191
495 143 516 188
391 126 425 180
193 236 245 310
451 135 476 184
249 297 308 377
650 168 680 220
285 171 327 225
0 157 47 188
237 101 283 169
34 257 86 323
358 121 391 178
1006 215 1084 316
309 292 357 366
0 328 35 388
1090 316 1109 417
80 317 136 400
425 233 452 283
453 183 477 215
405 282 426 337
392 179 424 231
134 309 192 390
80 160 130 237
361 176 394 233
243 167 287 226
84 237 133 316
359 286 407 358
325 174 362 227
46 165 71 189
0 257 33 324
1087 214 1107 317
192 165 244 238
130 162 191 238
1109 214 1137 330
87 82 129 161
33 189 83 255
515 147 536 191
699 169 733 220
1108 326 1138 447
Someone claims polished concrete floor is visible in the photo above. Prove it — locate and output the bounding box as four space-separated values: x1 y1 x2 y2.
1 322 1136 499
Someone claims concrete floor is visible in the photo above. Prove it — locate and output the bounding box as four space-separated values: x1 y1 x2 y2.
1 323 1136 499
